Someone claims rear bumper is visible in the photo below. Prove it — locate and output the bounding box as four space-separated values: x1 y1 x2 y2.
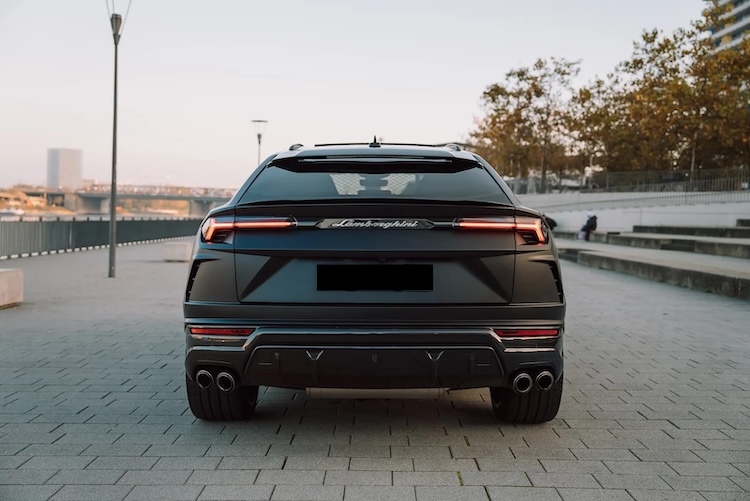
184 302 565 323
184 325 563 390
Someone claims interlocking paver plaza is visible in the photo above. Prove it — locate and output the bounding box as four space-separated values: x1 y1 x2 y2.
271 484 344 501
0 241 748 501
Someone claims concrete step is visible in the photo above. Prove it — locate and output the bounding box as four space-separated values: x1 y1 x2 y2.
551 230 609 243
557 240 750 301
553 231 750 259
610 233 750 259
632 225 750 239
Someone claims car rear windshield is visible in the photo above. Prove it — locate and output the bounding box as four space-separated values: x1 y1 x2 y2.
238 160 512 205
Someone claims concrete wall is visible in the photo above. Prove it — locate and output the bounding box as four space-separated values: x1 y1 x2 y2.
59 194 108 214
518 193 750 232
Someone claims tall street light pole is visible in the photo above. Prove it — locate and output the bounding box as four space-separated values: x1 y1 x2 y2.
108 13 123 278
252 120 268 165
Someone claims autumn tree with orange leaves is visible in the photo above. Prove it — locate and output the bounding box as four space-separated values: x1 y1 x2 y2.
472 0 750 190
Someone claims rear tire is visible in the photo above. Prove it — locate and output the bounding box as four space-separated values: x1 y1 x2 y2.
186 374 258 421
490 374 563 424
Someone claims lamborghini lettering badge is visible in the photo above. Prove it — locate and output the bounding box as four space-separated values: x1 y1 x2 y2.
318 219 433 229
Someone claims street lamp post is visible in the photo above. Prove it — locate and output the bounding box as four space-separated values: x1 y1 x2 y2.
108 12 123 278
252 120 268 165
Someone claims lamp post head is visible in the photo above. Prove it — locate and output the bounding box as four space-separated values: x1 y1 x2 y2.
252 120 268 164
252 119 268 136
111 13 123 44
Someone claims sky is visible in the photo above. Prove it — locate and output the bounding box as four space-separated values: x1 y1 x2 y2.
0 0 707 189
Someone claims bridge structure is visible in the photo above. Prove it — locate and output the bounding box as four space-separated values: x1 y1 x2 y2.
19 185 234 217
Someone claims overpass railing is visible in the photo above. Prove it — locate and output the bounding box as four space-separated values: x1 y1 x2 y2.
81 184 235 197
0 216 201 259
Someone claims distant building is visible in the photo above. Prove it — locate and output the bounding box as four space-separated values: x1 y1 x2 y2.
47 148 83 190
712 0 750 49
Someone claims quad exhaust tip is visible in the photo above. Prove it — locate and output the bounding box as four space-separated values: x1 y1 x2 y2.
216 371 236 392
536 370 554 392
512 373 533 394
195 369 213 390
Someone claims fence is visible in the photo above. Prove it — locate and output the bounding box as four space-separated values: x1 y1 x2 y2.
522 190 750 212
588 168 750 193
514 168 750 210
0 216 202 259
512 168 749 195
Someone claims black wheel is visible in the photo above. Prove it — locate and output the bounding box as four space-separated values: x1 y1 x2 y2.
186 374 258 421
490 374 563 424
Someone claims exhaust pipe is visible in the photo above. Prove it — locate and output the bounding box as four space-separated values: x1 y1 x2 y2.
195 369 214 390
216 371 236 392
535 370 554 392
512 373 533 394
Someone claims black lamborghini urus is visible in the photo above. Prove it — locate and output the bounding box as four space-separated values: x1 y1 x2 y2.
184 141 565 423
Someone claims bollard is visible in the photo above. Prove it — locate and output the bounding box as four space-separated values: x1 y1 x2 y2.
163 242 193 262
0 269 23 308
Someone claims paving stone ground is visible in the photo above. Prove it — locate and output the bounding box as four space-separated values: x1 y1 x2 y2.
0 241 748 501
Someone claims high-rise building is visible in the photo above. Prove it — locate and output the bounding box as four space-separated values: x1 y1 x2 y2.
712 0 750 49
47 148 83 191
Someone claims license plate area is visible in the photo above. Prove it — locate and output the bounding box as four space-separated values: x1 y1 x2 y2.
317 264 433 291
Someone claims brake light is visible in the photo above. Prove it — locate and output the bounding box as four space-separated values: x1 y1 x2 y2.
455 218 516 230
516 217 547 244
201 217 234 241
454 217 547 244
201 216 296 242
189 327 256 336
494 329 559 337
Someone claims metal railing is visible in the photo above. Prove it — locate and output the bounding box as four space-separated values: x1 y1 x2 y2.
588 168 750 193
515 168 750 210
81 184 235 198
524 190 750 211
0 216 201 259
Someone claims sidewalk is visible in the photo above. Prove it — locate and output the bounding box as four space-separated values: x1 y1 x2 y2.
555 236 750 300
1 241 749 501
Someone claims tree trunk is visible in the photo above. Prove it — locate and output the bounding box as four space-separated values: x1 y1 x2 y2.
514 158 524 194
540 143 547 194
689 126 699 192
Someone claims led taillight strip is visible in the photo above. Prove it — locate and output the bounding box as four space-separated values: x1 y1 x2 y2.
454 217 546 242
494 329 559 337
202 217 296 242
189 327 256 336
457 220 516 230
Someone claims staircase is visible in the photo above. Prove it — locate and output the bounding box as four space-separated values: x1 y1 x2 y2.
553 218 750 300
554 219 750 258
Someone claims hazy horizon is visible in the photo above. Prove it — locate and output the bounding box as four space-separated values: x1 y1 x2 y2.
1 0 705 189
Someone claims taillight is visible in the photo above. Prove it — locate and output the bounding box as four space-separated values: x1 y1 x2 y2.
494 329 559 337
189 327 256 336
201 216 234 242
515 217 547 244
454 216 547 244
454 217 516 230
201 216 296 243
